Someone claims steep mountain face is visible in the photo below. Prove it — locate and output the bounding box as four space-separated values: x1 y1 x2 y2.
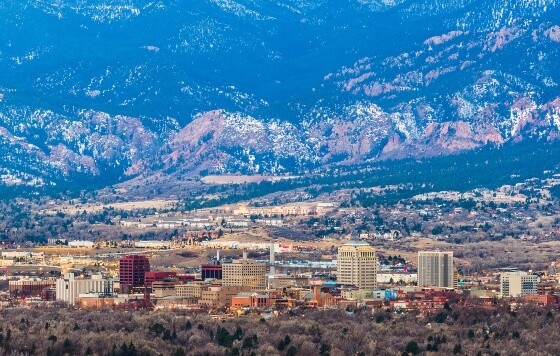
0 0 559 188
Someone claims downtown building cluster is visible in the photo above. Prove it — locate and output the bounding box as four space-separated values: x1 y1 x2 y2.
2 240 558 315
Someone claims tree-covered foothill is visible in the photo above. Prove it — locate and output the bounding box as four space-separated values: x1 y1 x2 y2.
182 140 560 210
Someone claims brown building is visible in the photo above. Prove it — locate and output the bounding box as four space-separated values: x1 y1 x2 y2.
537 281 558 295
524 294 557 306
9 279 56 297
76 296 117 309
41 286 57 301
303 280 336 308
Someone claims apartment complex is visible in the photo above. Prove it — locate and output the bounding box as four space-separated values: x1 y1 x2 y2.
500 271 539 298
418 251 454 288
336 239 377 290
222 256 267 290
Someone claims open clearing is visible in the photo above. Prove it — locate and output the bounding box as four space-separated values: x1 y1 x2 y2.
39 199 178 215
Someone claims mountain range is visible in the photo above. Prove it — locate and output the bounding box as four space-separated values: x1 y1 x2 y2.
1 0 559 191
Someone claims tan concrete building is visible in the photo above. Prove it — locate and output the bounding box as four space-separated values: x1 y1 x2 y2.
466 288 497 298
337 239 377 290
418 251 454 288
268 274 310 289
152 280 179 298
285 287 311 300
176 281 208 299
199 285 251 308
153 296 200 309
222 257 266 290
341 289 374 300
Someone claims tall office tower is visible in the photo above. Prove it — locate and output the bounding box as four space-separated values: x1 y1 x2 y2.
500 271 538 298
222 253 267 291
337 239 377 290
418 251 454 288
119 255 150 291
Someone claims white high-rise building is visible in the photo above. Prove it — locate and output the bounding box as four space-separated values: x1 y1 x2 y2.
337 239 377 290
55 273 106 306
418 251 454 288
500 271 538 298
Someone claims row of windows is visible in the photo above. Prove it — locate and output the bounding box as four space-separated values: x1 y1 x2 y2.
339 252 376 256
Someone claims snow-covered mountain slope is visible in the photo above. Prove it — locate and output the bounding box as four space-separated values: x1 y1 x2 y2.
1 0 560 188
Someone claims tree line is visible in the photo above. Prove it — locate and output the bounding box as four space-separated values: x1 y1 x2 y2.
0 302 559 355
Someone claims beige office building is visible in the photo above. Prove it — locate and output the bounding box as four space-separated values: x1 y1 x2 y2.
222 257 267 290
500 271 538 298
418 251 454 288
337 240 377 290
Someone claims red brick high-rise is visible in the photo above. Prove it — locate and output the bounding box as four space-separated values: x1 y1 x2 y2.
119 255 150 292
